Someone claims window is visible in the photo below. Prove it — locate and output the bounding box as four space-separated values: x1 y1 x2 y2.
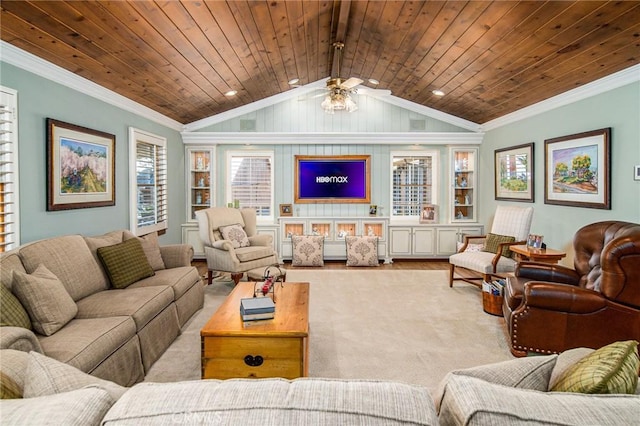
0 87 19 252
226 151 273 219
391 151 439 218
129 128 167 236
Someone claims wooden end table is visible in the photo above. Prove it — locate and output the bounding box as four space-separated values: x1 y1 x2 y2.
510 244 566 264
201 281 309 380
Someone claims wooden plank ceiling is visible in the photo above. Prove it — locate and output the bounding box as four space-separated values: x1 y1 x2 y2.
1 1 638 125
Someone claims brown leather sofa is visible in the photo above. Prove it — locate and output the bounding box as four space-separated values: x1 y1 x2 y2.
503 221 640 357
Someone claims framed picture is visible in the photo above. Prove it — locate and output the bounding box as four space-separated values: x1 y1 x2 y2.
635 165 640 181
526 234 544 249
544 128 611 209
369 204 378 216
46 118 115 211
494 142 534 202
419 204 437 224
279 203 293 216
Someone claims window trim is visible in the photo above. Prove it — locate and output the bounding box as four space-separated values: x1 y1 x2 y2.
0 86 19 251
225 150 274 222
389 150 439 221
128 127 167 236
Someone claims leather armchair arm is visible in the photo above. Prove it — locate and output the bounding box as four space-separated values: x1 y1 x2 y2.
523 282 607 313
515 261 581 285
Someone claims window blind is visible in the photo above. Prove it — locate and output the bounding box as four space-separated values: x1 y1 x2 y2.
392 156 433 217
0 87 18 252
135 140 167 231
229 155 272 216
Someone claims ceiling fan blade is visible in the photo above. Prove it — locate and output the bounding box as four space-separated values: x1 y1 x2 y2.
341 77 363 89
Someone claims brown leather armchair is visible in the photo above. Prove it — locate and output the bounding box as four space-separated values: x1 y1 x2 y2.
503 221 640 357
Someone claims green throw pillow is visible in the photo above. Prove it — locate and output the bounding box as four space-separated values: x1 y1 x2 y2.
483 233 516 258
0 284 32 330
551 340 639 394
0 371 22 399
97 238 154 289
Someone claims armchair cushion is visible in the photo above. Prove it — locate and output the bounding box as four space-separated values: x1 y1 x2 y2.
450 251 516 273
97 238 155 289
551 340 639 394
219 224 250 248
12 265 78 336
483 233 515 258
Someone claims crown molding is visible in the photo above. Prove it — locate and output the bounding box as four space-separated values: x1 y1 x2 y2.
481 63 640 131
181 131 483 145
0 41 183 131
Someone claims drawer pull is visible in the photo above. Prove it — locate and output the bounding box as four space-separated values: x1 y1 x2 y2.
244 355 264 367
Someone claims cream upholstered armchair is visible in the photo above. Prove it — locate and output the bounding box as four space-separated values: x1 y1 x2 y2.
449 205 533 287
196 207 278 284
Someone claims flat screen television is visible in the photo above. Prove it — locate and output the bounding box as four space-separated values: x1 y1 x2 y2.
294 155 371 203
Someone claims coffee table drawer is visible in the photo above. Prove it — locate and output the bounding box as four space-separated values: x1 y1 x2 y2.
202 336 305 379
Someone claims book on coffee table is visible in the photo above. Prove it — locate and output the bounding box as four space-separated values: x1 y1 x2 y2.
240 297 275 321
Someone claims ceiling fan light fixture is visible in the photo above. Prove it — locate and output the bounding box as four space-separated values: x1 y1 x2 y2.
321 87 358 114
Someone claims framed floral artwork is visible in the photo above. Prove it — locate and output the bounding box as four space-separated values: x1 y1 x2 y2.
494 143 534 202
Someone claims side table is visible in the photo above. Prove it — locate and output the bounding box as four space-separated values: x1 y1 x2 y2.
510 245 566 264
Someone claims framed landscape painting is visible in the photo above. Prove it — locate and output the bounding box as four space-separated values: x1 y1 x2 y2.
47 118 115 211
544 128 611 210
494 143 534 202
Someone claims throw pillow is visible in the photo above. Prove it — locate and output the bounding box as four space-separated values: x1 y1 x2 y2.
483 233 516 258
0 371 22 399
345 236 380 267
11 265 77 336
124 230 166 271
548 347 594 391
97 238 155 289
292 235 324 267
219 224 250 248
23 351 126 401
0 284 32 330
551 340 639 394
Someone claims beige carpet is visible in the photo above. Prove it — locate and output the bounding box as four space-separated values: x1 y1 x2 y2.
144 269 513 396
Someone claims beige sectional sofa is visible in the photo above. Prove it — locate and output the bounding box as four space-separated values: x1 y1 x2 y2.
1 343 639 425
0 230 204 386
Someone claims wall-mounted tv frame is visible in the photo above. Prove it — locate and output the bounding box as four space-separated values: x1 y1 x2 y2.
294 155 371 204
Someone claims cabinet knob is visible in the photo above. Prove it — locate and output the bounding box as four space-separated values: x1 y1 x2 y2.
244 355 264 367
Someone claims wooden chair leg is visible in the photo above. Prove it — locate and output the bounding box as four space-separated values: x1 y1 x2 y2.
449 263 455 287
231 273 244 285
207 270 213 285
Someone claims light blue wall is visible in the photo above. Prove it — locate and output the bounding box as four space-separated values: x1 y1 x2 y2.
479 82 640 265
0 62 185 244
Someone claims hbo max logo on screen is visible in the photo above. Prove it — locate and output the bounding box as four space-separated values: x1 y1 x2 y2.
315 176 349 183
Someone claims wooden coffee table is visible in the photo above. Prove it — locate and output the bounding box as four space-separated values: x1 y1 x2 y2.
201 281 309 380
510 244 566 264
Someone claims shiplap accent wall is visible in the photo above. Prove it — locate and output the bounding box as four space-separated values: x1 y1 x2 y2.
198 95 469 133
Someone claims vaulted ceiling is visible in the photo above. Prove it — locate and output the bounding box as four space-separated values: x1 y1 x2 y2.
1 1 638 125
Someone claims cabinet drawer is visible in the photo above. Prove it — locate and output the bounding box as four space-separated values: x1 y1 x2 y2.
201 336 305 379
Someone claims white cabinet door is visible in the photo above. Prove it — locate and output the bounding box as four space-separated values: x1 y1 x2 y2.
436 227 460 256
389 227 412 256
182 224 204 259
413 228 436 255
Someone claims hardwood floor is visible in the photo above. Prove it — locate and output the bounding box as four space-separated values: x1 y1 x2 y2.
191 259 451 278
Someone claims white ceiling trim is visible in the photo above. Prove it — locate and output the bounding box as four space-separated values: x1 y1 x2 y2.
181 131 484 145
481 63 640 131
0 41 183 131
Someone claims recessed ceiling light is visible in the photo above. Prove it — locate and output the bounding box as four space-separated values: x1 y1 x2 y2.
368 78 379 85
432 89 445 97
288 78 300 85
225 90 237 97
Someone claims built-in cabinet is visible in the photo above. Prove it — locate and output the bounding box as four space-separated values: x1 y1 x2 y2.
279 217 390 262
450 147 478 223
186 147 215 221
388 224 483 258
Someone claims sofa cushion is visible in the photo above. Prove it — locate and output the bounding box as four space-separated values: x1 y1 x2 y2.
483 233 515 258
235 246 275 263
551 340 639 394
0 387 114 426
292 235 324 267
129 266 201 300
0 284 31 330
23 351 126 401
345 236 379 267
75 287 173 331
103 378 437 425
438 374 640 426
12 265 78 336
123 231 166 271
0 371 21 399
97 238 155 289
18 235 108 301
85 230 125 285
38 316 136 375
219 224 250 248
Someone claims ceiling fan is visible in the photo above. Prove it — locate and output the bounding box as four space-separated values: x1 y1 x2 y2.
320 42 390 113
